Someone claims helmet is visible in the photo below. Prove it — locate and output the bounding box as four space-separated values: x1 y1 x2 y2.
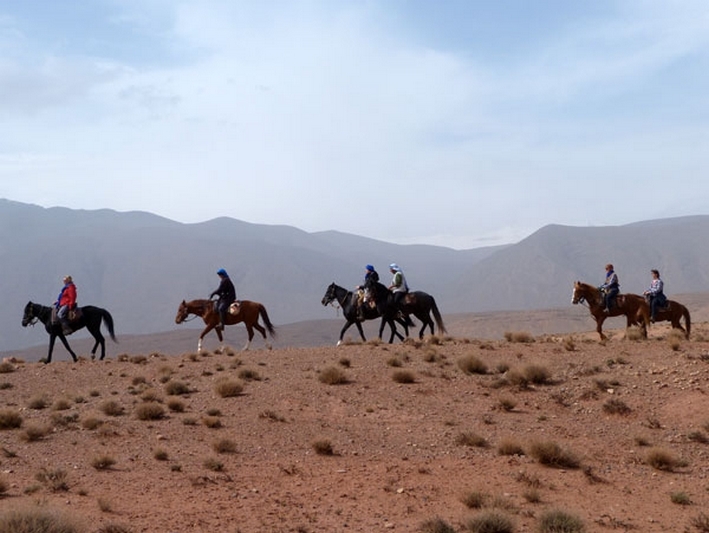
366 264 374 272
389 263 399 271
217 268 228 276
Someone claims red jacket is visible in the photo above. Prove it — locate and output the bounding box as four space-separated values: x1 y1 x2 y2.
58 282 77 308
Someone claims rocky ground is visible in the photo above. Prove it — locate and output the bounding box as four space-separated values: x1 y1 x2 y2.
1 312 709 532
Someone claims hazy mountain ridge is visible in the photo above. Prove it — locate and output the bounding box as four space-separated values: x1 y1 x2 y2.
2 198 708 351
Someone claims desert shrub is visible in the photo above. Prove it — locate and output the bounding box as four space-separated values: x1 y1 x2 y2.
213 438 238 454
563 337 576 351
0 410 22 429
387 357 403 367
419 517 457 533
645 447 680 471
164 380 190 396
462 490 488 509
131 376 147 386
458 354 488 375
338 357 351 368
100 400 125 417
214 378 244 397
81 417 103 430
633 435 650 446
91 455 116 470
691 513 709 532
259 410 286 422
497 438 525 456
28 395 49 410
238 368 261 381
529 440 580 469
135 402 165 421
202 416 222 429
505 369 529 389
203 458 224 472
0 382 12 390
603 398 631 415
537 509 585 532
498 396 517 412
35 467 69 492
153 448 169 461
140 389 162 403
455 432 488 448
312 439 334 456
523 488 541 503
465 510 515 533
52 398 72 411
167 398 186 413
688 431 708 444
523 364 551 384
97 498 113 512
504 331 534 343
392 370 416 384
318 366 348 385
670 491 691 505
21 423 50 442
0 361 15 373
0 504 84 533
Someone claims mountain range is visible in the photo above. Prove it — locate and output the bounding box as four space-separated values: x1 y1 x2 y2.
2 198 708 352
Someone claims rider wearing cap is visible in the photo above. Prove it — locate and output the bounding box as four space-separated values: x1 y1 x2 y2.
388 263 409 312
356 264 379 320
210 268 237 329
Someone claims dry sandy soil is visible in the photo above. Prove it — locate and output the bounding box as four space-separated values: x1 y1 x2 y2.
1 303 709 533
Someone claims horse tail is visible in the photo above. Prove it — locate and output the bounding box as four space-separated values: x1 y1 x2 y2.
683 305 691 338
102 308 118 343
258 304 277 339
430 297 447 335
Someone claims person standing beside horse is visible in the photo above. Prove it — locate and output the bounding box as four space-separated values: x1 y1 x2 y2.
55 275 77 335
210 268 236 330
600 263 619 313
644 269 667 323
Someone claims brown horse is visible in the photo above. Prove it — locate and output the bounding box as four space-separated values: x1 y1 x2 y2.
649 298 691 339
175 299 276 353
571 281 649 340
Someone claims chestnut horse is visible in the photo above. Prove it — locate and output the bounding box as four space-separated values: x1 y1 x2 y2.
571 281 649 340
175 299 276 353
649 298 691 339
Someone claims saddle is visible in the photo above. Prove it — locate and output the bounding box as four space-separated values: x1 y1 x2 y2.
228 301 241 315
51 306 81 324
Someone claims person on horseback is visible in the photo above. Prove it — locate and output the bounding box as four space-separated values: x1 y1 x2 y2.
55 275 77 335
356 264 379 320
388 262 409 311
600 263 619 313
644 269 667 323
210 268 236 330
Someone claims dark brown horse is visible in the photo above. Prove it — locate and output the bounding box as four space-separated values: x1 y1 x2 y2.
571 281 649 341
649 298 691 339
175 299 276 352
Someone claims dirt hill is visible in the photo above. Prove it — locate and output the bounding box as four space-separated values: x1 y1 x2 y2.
1 315 708 532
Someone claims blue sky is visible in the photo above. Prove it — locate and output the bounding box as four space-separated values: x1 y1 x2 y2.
1 1 708 249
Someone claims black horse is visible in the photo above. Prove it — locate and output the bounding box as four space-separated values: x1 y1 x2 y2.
365 280 447 338
22 301 117 363
321 283 407 345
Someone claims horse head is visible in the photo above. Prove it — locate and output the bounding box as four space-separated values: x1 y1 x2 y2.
571 281 592 305
21 301 37 327
321 283 338 307
175 300 190 324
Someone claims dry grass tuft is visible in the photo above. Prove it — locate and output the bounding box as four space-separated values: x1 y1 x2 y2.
100 400 125 417
20 423 50 442
455 431 488 448
418 517 456 533
392 370 416 384
645 447 681 471
457 354 488 375
0 504 83 533
0 361 15 374
522 364 551 384
603 398 632 415
497 438 525 456
537 510 585 532
134 402 165 421
670 491 691 505
214 378 244 397
529 440 580 469
465 510 515 533
318 366 348 385
312 439 335 456
504 331 534 343
35 467 69 492
91 454 117 470
691 512 709 532
213 438 238 454
461 490 488 509
0 410 22 430
497 396 517 412
164 380 190 396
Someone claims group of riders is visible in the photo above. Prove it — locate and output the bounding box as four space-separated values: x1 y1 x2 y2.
600 263 667 322
353 263 409 321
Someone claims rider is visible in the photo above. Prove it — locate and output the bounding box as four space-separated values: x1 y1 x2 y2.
356 264 379 320
55 275 77 335
644 269 667 323
210 268 236 330
600 263 619 313
388 263 409 315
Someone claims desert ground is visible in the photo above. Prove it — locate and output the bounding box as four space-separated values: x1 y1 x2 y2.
1 299 709 533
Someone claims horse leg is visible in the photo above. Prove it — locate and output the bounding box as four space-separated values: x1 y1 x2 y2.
45 335 57 363
198 325 215 353
242 325 255 351
89 328 106 360
595 317 607 341
252 323 267 348
57 335 78 362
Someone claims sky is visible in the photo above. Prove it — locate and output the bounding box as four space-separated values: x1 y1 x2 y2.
1 1 708 249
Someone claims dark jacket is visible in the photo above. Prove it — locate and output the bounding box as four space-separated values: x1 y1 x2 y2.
211 277 236 304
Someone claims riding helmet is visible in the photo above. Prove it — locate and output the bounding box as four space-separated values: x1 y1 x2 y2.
217 268 228 276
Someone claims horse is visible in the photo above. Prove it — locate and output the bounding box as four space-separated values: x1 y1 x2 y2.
320 282 407 345
571 281 649 341
175 299 276 353
21 301 117 363
365 279 447 339
649 298 691 339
